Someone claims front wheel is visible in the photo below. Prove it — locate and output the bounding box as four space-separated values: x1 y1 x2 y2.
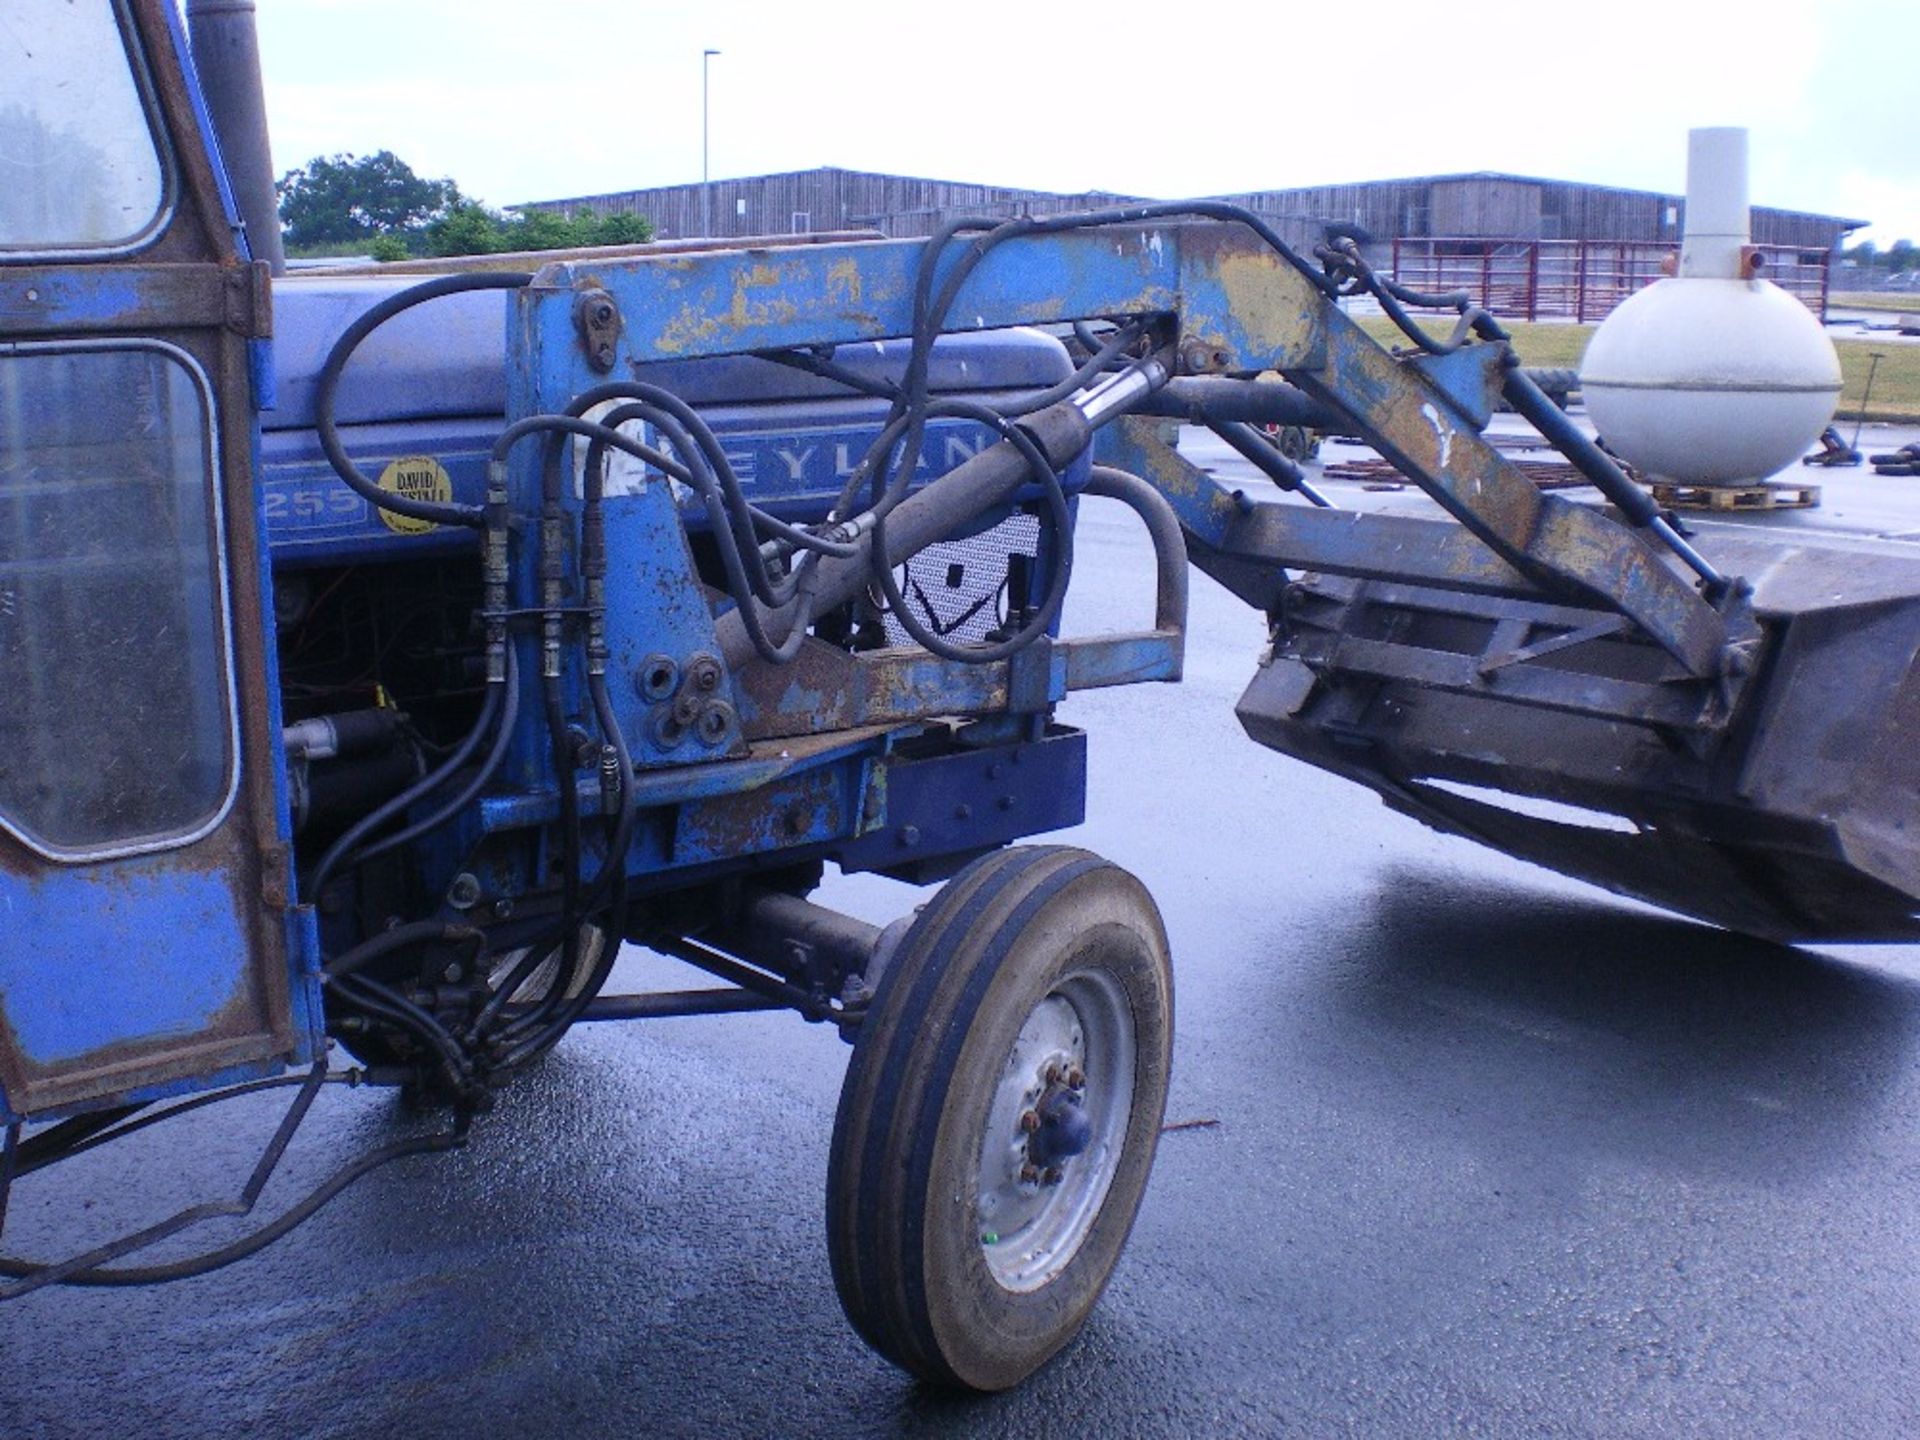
826 846 1173 1390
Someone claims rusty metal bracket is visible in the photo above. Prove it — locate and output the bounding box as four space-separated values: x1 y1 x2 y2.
1282 308 1737 678
1007 635 1054 713
223 259 273 338
1478 614 1632 677
572 287 622 373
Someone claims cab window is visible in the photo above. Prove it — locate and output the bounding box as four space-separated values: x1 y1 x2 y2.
0 0 170 254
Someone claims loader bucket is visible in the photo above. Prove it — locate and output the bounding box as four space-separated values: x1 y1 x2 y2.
1237 529 1920 943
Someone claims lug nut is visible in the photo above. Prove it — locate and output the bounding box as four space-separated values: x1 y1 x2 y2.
1019 1163 1040 1184
1043 1166 1064 1186
1065 1066 1085 1090
1020 1109 1041 1133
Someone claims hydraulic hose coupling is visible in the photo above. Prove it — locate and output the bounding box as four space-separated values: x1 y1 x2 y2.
818 513 875 547
540 507 567 682
484 458 511 518
483 460 512 684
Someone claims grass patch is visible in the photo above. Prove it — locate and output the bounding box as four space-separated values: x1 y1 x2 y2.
1498 321 1593 370
1830 291 1920 315
1835 341 1920 421
1352 314 1920 422
1354 315 1591 368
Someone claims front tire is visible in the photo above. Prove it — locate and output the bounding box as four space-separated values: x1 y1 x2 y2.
826 846 1173 1390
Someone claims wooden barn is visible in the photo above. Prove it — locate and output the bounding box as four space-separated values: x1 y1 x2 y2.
520 166 1140 241
1228 173 1867 321
1208 172 1861 254
521 167 1865 318
524 166 1861 252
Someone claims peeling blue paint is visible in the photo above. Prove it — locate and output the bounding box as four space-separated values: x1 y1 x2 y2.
0 866 256 1064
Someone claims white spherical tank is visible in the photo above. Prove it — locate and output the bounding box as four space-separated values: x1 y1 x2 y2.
1577 126 1842 486
1580 277 1841 484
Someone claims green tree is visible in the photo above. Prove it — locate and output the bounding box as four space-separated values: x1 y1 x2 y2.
513 209 589 251
420 201 510 257
418 204 654 259
589 212 655 246
276 151 462 247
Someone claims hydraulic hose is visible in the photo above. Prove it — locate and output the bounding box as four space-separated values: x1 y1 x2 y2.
305 668 508 903
345 651 523 871
313 271 533 529
870 398 1074 663
715 399 1092 670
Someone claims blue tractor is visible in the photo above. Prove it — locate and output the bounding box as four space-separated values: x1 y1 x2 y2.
5 0 1919 1390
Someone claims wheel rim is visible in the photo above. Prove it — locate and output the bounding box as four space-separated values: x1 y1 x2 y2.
975 964 1136 1293
487 924 605 1005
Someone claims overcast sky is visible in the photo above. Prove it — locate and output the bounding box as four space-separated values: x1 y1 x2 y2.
256 0 1918 246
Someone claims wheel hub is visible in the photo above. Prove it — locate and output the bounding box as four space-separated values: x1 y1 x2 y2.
1026 1076 1092 1171
976 971 1136 1293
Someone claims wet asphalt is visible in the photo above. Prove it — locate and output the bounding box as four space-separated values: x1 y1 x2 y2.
6 436 1920 1438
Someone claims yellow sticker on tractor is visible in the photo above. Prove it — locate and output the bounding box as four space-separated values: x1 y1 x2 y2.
376 456 452 535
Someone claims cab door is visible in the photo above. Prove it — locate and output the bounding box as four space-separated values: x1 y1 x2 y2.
0 0 317 1120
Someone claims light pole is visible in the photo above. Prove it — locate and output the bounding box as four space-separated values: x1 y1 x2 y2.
702 48 720 238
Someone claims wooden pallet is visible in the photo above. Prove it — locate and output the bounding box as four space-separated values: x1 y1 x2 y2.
1648 481 1821 512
